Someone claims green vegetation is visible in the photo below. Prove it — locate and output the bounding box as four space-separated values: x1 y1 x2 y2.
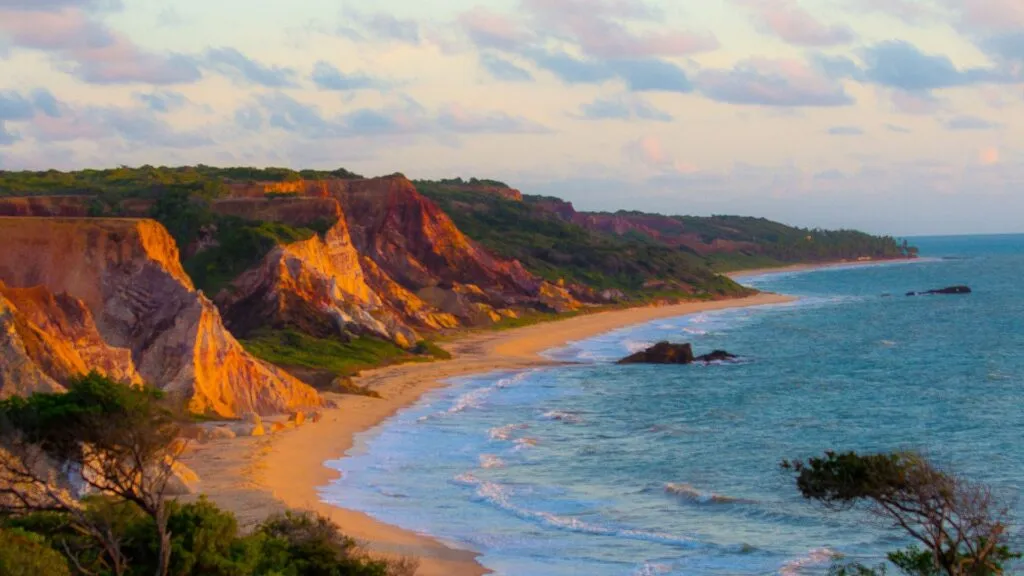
0 376 415 575
241 330 450 385
0 165 362 198
783 451 1019 575
416 181 746 297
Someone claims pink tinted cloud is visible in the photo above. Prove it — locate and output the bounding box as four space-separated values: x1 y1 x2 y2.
0 8 200 84
519 0 719 58
945 0 1024 33
886 89 946 115
696 58 853 107
979 146 1000 165
624 136 699 173
458 8 534 50
738 0 855 46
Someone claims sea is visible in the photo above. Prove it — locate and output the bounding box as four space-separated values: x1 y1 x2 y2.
321 234 1024 575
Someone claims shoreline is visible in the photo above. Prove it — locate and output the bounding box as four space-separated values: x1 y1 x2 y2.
725 257 918 279
183 292 794 576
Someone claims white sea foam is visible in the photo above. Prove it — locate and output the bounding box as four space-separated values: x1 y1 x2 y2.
541 410 583 424
682 327 707 335
779 547 840 575
633 562 673 576
489 423 529 441
513 437 538 451
665 483 751 504
480 454 505 469
421 371 534 422
455 474 701 548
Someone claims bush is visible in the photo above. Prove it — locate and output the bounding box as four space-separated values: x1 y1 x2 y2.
0 528 71 576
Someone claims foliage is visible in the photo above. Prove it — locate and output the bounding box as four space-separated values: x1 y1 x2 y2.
783 451 1020 576
0 373 184 576
3 499 416 576
416 181 747 296
241 330 450 380
0 527 72 576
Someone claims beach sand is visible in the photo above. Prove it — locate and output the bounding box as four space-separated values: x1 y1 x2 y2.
183 292 794 576
726 258 915 279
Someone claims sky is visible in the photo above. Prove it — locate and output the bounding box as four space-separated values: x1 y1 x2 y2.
0 0 1022 235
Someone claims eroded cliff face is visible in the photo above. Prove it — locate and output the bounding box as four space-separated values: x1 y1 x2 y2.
0 218 321 416
336 175 540 296
216 218 420 347
211 197 342 228
0 196 92 217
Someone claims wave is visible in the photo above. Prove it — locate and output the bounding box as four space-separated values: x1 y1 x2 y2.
779 547 839 575
624 339 655 353
513 437 538 451
489 423 529 441
665 483 753 505
454 474 704 549
682 327 707 336
480 454 505 469
541 410 583 424
420 371 535 422
632 562 673 575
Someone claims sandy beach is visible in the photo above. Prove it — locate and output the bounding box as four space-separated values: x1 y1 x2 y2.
726 258 915 279
183 292 793 576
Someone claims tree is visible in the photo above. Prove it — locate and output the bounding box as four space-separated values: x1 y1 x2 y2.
0 373 186 576
782 451 1019 576
0 527 72 576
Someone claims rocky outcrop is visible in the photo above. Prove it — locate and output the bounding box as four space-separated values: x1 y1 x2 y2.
906 286 972 296
0 196 92 217
359 256 459 331
211 197 342 228
0 217 321 416
0 283 141 398
617 342 739 365
618 342 695 365
216 218 419 347
336 175 540 295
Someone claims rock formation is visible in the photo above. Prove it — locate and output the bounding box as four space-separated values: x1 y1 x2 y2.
0 196 92 217
906 286 972 296
617 342 739 365
0 217 321 416
216 217 420 347
211 197 342 228
0 283 142 399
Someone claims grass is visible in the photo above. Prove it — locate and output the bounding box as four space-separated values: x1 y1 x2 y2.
241 330 451 395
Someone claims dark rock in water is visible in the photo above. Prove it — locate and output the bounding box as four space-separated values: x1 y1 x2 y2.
695 350 738 363
907 285 972 296
617 342 694 365
617 343 739 365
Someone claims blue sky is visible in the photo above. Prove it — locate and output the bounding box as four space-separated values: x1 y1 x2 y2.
1 0 1022 235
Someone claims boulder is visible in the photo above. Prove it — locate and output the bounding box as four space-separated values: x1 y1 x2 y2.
695 350 738 363
207 427 237 441
618 342 694 365
906 286 972 296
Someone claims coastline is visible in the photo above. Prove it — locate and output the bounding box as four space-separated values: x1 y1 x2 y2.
183 292 793 576
726 257 917 279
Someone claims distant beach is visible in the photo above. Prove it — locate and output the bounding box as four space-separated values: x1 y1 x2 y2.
184 292 793 576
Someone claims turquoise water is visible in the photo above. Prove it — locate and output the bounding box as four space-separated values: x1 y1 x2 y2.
322 235 1024 575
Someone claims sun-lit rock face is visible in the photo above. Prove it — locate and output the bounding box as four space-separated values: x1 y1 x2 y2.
0 283 142 394
358 256 460 332
335 175 540 295
0 217 321 416
0 290 70 398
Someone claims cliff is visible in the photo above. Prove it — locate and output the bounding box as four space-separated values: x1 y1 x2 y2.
0 196 92 217
211 197 341 228
0 283 142 397
216 217 420 347
336 175 539 296
0 218 321 416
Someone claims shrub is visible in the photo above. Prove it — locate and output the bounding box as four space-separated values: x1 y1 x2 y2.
0 528 72 576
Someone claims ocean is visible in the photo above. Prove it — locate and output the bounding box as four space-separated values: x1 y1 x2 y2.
322 234 1024 575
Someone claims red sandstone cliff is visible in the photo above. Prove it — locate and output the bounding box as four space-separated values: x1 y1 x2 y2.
0 218 321 416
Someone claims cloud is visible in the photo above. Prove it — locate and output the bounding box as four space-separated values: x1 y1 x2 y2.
827 126 864 135
623 135 699 173
248 93 548 139
0 8 201 84
134 90 187 113
0 121 18 145
205 47 296 87
311 61 380 90
28 98 212 148
885 123 912 133
885 89 946 115
576 95 672 121
979 146 1000 165
944 115 1001 130
31 89 61 117
523 50 692 92
983 32 1024 64
339 10 422 44
0 91 34 120
524 49 615 84
945 0 1024 35
696 58 854 106
0 0 122 11
518 0 718 59
737 0 856 46
844 0 945 25
860 41 1008 91
459 7 533 51
479 54 534 82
